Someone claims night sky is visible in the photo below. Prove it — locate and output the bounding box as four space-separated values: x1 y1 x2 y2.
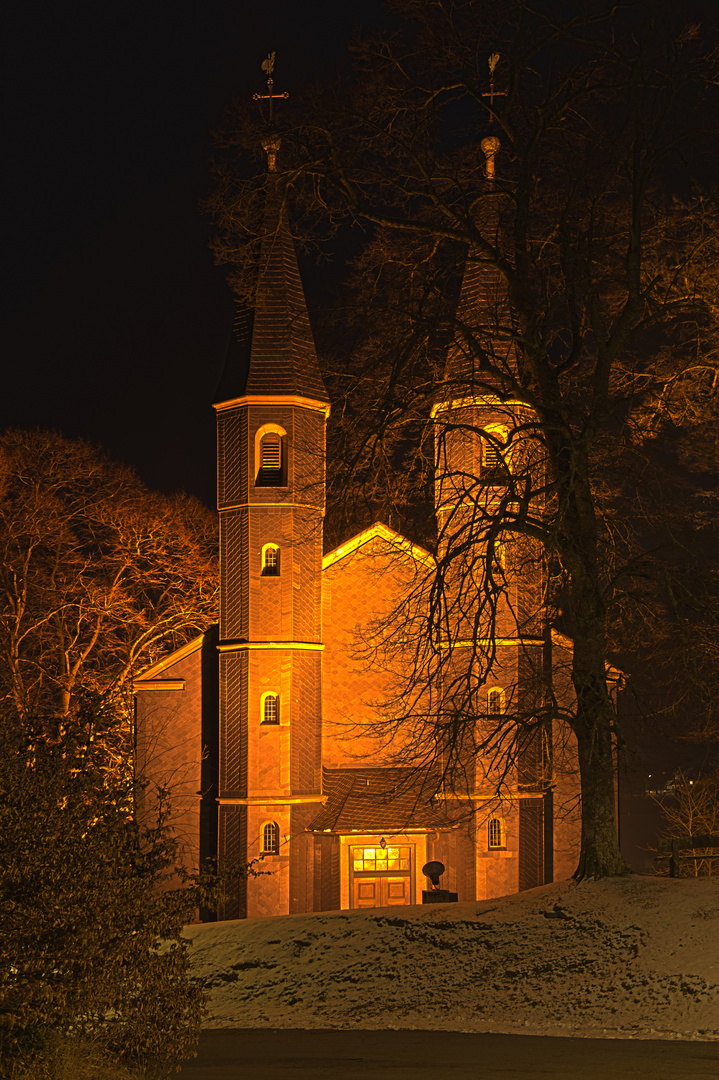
4 0 384 508
4 2 715 834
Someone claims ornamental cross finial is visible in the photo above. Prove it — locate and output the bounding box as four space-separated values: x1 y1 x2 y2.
253 50 289 125
482 52 505 108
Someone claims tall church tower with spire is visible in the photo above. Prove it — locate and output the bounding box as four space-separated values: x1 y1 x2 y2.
432 136 558 894
212 140 330 918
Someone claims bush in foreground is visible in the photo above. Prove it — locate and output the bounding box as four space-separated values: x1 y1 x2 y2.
0 697 212 1078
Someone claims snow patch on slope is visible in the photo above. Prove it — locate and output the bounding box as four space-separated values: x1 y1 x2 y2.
184 876 719 1040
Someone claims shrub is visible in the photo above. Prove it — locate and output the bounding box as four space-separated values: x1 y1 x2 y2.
0 696 213 1078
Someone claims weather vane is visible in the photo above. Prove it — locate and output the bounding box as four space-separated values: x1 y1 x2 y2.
481 53 504 180
482 52 505 108
252 51 289 125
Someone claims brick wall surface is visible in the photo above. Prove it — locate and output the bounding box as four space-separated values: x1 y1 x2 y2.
290 805 317 913
217 409 248 509
291 652 322 794
518 798 544 890
246 805 291 917
291 408 325 508
322 537 424 768
219 804 247 919
135 645 204 875
220 510 249 640
430 821 478 901
313 835 341 911
475 801 520 899
219 651 248 797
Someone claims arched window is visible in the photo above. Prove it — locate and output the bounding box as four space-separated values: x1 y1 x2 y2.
261 692 280 725
481 424 509 482
262 544 280 576
488 817 506 850
255 424 287 486
487 687 505 716
491 541 505 574
262 821 280 854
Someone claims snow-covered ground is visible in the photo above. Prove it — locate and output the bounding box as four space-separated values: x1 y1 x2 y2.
184 876 719 1041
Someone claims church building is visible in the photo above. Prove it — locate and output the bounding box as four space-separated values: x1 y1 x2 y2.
135 140 583 920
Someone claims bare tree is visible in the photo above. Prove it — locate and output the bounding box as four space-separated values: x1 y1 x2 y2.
208 1 719 876
0 429 217 766
655 769 719 876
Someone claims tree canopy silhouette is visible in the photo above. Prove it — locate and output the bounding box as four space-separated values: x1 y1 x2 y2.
207 0 719 877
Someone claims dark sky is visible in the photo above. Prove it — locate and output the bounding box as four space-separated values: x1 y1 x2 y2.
3 0 384 508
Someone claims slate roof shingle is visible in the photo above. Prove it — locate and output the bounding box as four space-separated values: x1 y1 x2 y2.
215 195 329 406
444 194 518 394
308 766 461 834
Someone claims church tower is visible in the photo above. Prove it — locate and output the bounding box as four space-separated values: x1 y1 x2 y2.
213 141 330 918
433 136 555 893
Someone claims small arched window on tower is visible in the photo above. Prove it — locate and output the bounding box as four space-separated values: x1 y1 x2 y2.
487 817 507 850
481 424 509 483
262 821 280 855
490 540 506 577
262 544 280 576
261 692 280 725
487 687 505 716
255 424 287 487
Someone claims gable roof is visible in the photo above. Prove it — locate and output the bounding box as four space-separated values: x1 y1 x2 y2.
308 767 460 834
323 522 433 572
215 196 329 406
132 633 205 684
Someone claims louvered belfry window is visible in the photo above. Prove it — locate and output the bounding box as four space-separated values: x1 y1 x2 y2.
483 439 501 469
481 428 508 482
257 432 284 485
261 434 282 469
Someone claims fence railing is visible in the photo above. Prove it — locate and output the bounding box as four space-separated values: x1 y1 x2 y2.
656 832 719 877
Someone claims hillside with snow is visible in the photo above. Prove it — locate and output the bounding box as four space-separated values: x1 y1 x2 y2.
184 876 719 1041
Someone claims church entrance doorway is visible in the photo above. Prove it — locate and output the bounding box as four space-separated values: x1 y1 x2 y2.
350 844 414 908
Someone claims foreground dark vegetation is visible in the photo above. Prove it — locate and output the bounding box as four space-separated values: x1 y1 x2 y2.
0 698 214 1079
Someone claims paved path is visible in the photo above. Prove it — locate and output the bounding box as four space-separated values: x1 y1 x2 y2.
178 1029 719 1079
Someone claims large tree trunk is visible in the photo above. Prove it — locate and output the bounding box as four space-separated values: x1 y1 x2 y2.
567 536 629 877
572 657 628 878
556 448 629 878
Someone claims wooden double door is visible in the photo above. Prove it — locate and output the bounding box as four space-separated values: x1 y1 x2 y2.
350 844 414 908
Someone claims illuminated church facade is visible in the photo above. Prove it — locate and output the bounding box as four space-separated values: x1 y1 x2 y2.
135 155 583 920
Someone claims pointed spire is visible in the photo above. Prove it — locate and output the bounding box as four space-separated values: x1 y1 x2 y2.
215 151 329 406
444 136 516 394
